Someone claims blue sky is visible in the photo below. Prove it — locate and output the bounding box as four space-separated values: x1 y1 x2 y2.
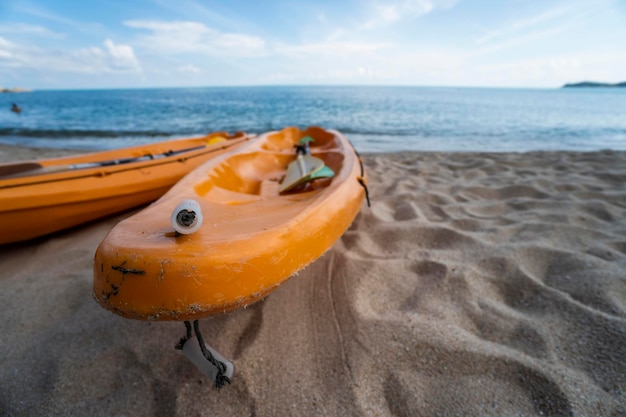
0 0 624 89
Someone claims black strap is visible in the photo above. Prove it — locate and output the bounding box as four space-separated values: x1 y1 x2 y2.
175 320 232 389
358 177 371 207
174 320 193 350
346 136 371 208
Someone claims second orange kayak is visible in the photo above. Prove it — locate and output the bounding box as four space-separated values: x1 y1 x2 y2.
0 132 250 244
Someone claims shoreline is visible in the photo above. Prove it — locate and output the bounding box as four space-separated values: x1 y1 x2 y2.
2 142 626 163
1 143 625 416
0 143 91 163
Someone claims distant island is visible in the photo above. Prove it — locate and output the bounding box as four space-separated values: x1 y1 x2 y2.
1 87 32 93
563 81 626 88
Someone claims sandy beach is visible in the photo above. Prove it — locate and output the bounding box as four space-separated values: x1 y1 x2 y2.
1 143 625 417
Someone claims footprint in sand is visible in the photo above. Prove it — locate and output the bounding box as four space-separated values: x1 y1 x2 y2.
382 357 574 417
392 201 419 221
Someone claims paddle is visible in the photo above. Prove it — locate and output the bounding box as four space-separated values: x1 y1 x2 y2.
0 136 230 179
65 144 207 170
0 161 44 178
279 137 335 193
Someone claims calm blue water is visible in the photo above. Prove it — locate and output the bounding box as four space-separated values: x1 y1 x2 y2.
0 86 624 153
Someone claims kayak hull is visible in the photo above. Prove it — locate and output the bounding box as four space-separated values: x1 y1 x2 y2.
93 126 366 320
0 132 249 244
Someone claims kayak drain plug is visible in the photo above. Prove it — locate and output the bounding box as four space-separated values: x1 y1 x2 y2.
177 210 196 227
171 199 203 235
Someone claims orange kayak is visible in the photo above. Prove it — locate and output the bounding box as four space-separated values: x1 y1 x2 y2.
93 126 367 321
0 132 250 244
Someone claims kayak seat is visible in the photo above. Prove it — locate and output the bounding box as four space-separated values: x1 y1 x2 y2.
194 149 344 201
261 126 339 153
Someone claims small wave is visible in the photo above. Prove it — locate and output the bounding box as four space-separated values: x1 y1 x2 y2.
333 127 417 136
0 128 174 139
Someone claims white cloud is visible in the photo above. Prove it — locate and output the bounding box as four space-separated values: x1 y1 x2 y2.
177 64 201 73
12 2 103 35
472 26 570 58
277 41 390 57
125 20 209 36
362 0 458 29
475 0 613 50
0 23 64 38
0 36 13 48
0 36 17 62
478 51 626 86
124 20 266 56
476 5 575 46
260 42 471 85
215 33 264 49
103 39 140 71
0 37 141 75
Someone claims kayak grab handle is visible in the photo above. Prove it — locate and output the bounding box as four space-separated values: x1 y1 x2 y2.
171 199 203 234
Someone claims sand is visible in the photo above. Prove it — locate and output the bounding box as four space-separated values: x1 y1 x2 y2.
1 144 625 416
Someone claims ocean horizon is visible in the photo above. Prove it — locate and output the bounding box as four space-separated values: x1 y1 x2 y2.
1 85 624 153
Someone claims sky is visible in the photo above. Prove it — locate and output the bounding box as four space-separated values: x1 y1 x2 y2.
0 0 624 89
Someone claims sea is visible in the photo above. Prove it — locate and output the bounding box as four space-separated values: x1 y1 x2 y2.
0 86 624 153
